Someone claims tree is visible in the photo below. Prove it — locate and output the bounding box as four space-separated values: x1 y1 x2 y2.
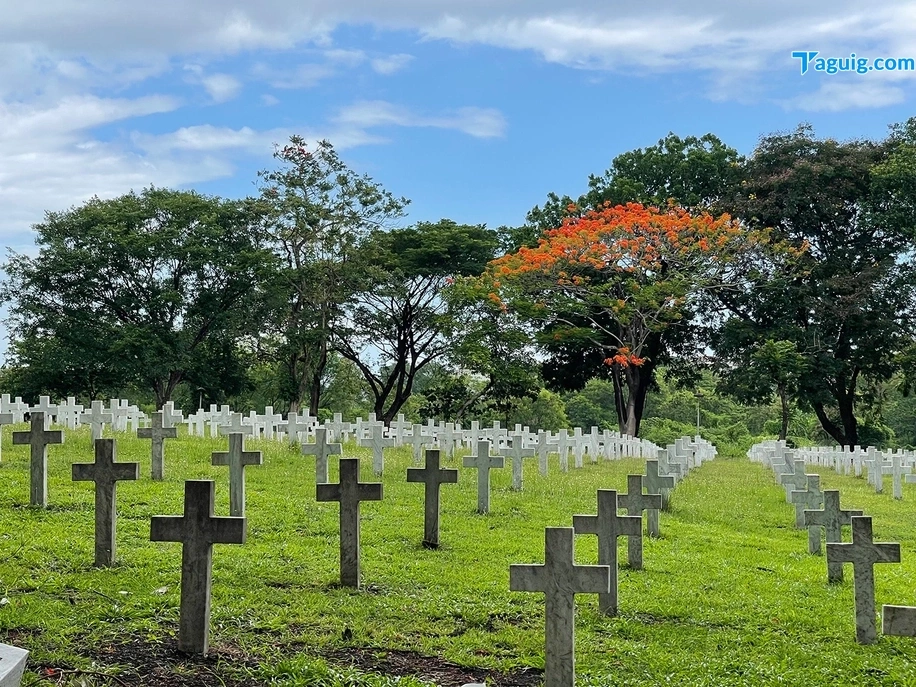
477 202 772 436
334 219 499 423
1 187 273 406
256 136 408 415
716 337 806 440
525 133 745 235
716 122 916 447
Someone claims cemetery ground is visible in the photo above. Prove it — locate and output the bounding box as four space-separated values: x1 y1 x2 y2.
0 430 915 686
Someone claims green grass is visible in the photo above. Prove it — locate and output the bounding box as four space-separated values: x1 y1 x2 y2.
1 426 916 685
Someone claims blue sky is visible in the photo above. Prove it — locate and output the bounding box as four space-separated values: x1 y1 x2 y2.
2 0 916 257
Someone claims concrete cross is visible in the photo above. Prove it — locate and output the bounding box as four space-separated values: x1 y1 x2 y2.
804 490 863 578
463 439 504 514
572 490 640 616
359 421 395 476
301 427 341 484
554 429 571 473
218 412 254 438
571 428 585 469
409 424 433 465
72 438 139 566
389 413 412 445
138 411 178 481
160 401 183 430
438 422 459 458
0 411 12 463
32 396 58 422
108 398 129 432
150 480 246 654
883 603 916 638
316 458 383 588
510 527 610 687
779 460 808 503
261 406 283 440
882 452 908 500
0 394 26 423
12 412 64 507
587 427 601 463
533 430 557 477
280 412 311 445
81 401 112 440
407 448 458 548
211 434 263 517
826 516 900 644
616 474 661 570
324 413 352 443
500 434 535 491
790 474 823 529
645 455 675 519
462 420 481 450
666 444 687 479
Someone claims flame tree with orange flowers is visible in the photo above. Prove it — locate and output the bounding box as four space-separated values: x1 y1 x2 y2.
469 201 789 436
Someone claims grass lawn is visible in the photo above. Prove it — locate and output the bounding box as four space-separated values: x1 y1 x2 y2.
1 426 915 685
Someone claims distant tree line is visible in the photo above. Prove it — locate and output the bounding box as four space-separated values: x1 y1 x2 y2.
3 119 915 448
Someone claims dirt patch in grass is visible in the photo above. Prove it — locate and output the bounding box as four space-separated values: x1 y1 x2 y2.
31 637 262 686
322 646 542 687
26 635 543 686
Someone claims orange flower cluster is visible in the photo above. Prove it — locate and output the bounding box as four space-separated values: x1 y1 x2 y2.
603 347 645 368
489 202 745 279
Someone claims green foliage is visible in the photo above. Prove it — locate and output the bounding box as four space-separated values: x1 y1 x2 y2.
715 121 916 447
1 187 273 406
256 136 409 414
507 388 568 431
335 220 499 423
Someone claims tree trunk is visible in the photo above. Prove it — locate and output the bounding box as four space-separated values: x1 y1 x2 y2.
812 401 847 447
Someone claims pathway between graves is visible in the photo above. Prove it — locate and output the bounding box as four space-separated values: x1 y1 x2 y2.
632 455 829 627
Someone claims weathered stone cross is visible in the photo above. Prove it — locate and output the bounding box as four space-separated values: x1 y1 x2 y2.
463 439 504 514
72 438 139 566
534 430 557 476
407 448 458 548
804 490 863 579
510 527 610 687
572 489 641 615
301 427 342 484
12 412 64 507
644 457 675 526
150 480 246 655
409 424 432 465
826 516 900 644
779 459 808 503
359 421 395 476
617 474 661 570
500 434 535 491
211 434 262 517
790 473 823 529
138 411 177 481
316 458 383 588
81 400 113 442
218 412 254 438
0 411 12 463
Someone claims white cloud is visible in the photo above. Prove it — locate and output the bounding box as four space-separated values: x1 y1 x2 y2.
324 48 366 66
371 53 414 74
254 62 336 89
201 73 243 102
333 100 507 138
786 81 907 111
261 93 280 106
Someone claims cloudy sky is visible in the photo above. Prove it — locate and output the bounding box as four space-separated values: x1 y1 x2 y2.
1 0 915 257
